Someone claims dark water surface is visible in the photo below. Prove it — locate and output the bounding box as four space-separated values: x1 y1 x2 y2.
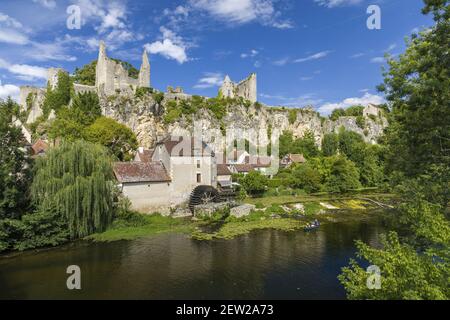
0 217 386 300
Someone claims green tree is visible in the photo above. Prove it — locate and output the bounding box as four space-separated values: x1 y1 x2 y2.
292 163 322 193
31 140 115 239
0 98 32 219
71 91 102 125
330 108 346 121
379 0 450 179
326 156 361 193
42 71 72 116
294 130 320 159
84 117 138 161
48 107 86 141
72 60 139 86
72 60 97 86
339 0 450 300
322 133 339 156
240 171 268 197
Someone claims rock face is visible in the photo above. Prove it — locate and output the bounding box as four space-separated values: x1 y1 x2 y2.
230 204 256 218
99 93 388 151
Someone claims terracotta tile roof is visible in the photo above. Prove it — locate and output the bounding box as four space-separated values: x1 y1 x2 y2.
113 162 171 183
288 154 306 163
31 139 49 156
135 148 154 162
158 136 214 157
233 164 254 173
217 164 232 176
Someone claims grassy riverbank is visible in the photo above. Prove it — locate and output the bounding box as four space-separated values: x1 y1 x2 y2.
89 192 395 243
87 214 196 242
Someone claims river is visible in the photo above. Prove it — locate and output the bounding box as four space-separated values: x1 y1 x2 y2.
0 216 386 300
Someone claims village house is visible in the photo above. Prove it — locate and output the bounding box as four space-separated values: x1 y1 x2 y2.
31 139 49 158
216 164 233 190
114 136 216 213
280 153 306 168
229 163 254 175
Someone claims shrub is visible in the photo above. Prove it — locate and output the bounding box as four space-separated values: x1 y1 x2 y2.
288 109 298 124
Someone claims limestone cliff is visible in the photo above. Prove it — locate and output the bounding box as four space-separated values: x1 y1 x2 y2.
100 93 388 151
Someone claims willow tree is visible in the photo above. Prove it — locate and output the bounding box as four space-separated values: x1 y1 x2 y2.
32 140 115 239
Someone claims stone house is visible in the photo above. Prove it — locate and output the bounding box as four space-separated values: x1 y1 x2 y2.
217 164 233 189
280 153 306 168
229 163 254 175
114 136 217 213
31 139 49 158
113 162 172 213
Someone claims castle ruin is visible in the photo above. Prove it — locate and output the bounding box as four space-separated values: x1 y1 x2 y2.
95 41 150 96
19 41 151 123
219 73 257 103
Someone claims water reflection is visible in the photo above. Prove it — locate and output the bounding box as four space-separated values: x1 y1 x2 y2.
0 217 386 300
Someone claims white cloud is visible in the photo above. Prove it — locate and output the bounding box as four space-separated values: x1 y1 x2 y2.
28 40 77 62
350 52 365 58
146 39 188 64
0 80 20 101
73 0 138 50
273 57 289 66
294 51 331 63
189 0 292 29
370 57 385 63
194 72 223 89
314 0 363 8
300 76 313 81
0 12 25 29
0 12 30 44
0 58 48 81
317 93 385 115
144 27 190 64
32 0 57 9
0 29 29 45
241 49 259 59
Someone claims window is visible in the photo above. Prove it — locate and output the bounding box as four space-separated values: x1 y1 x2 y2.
196 173 202 183
197 160 201 169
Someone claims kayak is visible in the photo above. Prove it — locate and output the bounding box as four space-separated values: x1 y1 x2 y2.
304 222 320 231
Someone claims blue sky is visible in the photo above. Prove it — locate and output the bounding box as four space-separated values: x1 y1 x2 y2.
0 0 433 114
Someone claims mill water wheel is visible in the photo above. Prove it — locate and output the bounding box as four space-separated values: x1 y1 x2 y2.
189 185 221 213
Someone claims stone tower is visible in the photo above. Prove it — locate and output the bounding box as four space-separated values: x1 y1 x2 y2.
220 75 235 98
95 41 114 95
219 73 257 103
138 49 151 88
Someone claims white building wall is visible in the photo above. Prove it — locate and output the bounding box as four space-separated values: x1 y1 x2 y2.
122 182 171 214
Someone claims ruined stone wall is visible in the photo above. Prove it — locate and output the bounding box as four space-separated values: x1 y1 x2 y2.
95 41 150 96
220 73 257 103
19 86 46 124
73 83 97 95
236 73 257 103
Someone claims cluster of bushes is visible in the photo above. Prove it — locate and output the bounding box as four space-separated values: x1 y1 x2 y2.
279 130 319 159
163 95 255 124
329 105 367 129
